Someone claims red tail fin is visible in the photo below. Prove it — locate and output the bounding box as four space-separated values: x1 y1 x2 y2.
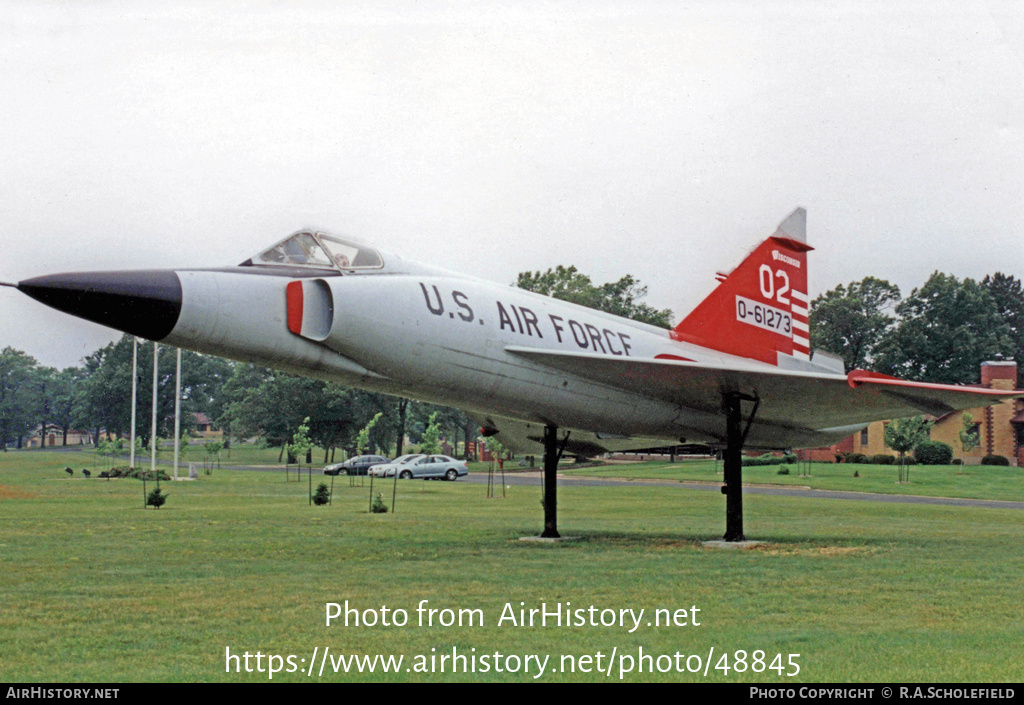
672 208 812 366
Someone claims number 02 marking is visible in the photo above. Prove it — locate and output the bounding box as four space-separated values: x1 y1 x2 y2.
759 265 790 305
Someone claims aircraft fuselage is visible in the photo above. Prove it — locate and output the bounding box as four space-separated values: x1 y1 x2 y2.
163 268 726 446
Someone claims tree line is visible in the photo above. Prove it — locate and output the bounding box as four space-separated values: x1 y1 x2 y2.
0 336 474 460
809 272 1023 382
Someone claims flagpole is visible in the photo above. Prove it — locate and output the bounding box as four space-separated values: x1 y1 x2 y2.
130 337 137 470
173 348 181 479
151 342 159 488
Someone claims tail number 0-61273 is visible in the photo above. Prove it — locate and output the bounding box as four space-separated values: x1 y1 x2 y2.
736 295 792 336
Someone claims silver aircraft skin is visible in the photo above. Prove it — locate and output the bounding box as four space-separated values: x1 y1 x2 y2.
13 210 1020 457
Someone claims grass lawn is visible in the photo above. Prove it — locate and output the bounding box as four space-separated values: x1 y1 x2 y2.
2 449 1023 683
561 458 1024 502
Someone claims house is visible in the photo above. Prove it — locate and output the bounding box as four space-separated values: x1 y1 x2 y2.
192 412 222 439
25 424 92 448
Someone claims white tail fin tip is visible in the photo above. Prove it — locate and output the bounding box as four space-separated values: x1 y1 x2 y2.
774 207 806 244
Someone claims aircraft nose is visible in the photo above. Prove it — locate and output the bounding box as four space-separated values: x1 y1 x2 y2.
18 270 182 340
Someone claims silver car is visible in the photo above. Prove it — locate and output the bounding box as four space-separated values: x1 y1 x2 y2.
369 454 424 478
376 454 469 481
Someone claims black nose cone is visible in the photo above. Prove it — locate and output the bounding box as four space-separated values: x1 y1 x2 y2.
18 270 182 341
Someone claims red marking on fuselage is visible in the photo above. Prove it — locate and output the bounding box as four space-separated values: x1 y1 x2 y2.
286 280 304 335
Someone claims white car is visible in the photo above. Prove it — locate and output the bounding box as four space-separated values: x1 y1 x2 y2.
373 454 469 481
369 454 424 478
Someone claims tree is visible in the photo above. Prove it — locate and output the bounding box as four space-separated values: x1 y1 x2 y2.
32 365 59 447
146 487 168 509
981 273 1024 365
485 436 507 462
203 440 223 473
73 335 227 447
309 384 355 461
516 266 674 328
96 437 123 469
220 365 401 460
809 277 901 372
356 412 383 455
393 398 411 457
433 406 472 458
182 352 235 445
884 416 932 483
312 482 331 506
0 348 40 448
71 344 118 446
286 417 314 466
223 369 321 457
874 273 1013 384
419 412 442 455
960 413 980 454
218 363 273 445
48 367 82 446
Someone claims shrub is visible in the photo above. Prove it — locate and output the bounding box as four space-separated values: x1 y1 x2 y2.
847 453 868 464
129 468 170 482
902 456 917 466
313 482 331 506
981 454 1010 466
914 441 953 465
777 466 790 475
146 487 168 509
782 453 797 464
872 454 895 465
370 492 388 514
742 453 794 467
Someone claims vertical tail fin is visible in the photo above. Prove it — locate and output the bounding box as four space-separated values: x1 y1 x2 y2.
672 208 812 366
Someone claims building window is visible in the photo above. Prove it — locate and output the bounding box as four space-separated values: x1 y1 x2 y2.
860 428 869 445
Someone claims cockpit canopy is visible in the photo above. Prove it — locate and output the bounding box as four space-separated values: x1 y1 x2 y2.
248 231 384 271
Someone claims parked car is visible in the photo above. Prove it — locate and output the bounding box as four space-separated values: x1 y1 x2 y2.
368 454 424 478
376 454 469 481
323 455 390 476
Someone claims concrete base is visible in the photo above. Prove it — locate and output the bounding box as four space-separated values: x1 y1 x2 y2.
701 539 766 550
518 536 582 543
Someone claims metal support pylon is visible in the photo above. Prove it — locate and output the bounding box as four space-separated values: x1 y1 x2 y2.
541 424 570 538
722 392 759 542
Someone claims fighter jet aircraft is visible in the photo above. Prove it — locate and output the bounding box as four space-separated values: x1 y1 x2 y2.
11 209 1019 539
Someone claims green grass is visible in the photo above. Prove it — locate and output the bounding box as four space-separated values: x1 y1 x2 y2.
561 458 1024 502
2 449 1023 683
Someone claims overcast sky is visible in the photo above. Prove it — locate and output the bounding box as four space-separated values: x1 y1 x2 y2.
2 0 1022 369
